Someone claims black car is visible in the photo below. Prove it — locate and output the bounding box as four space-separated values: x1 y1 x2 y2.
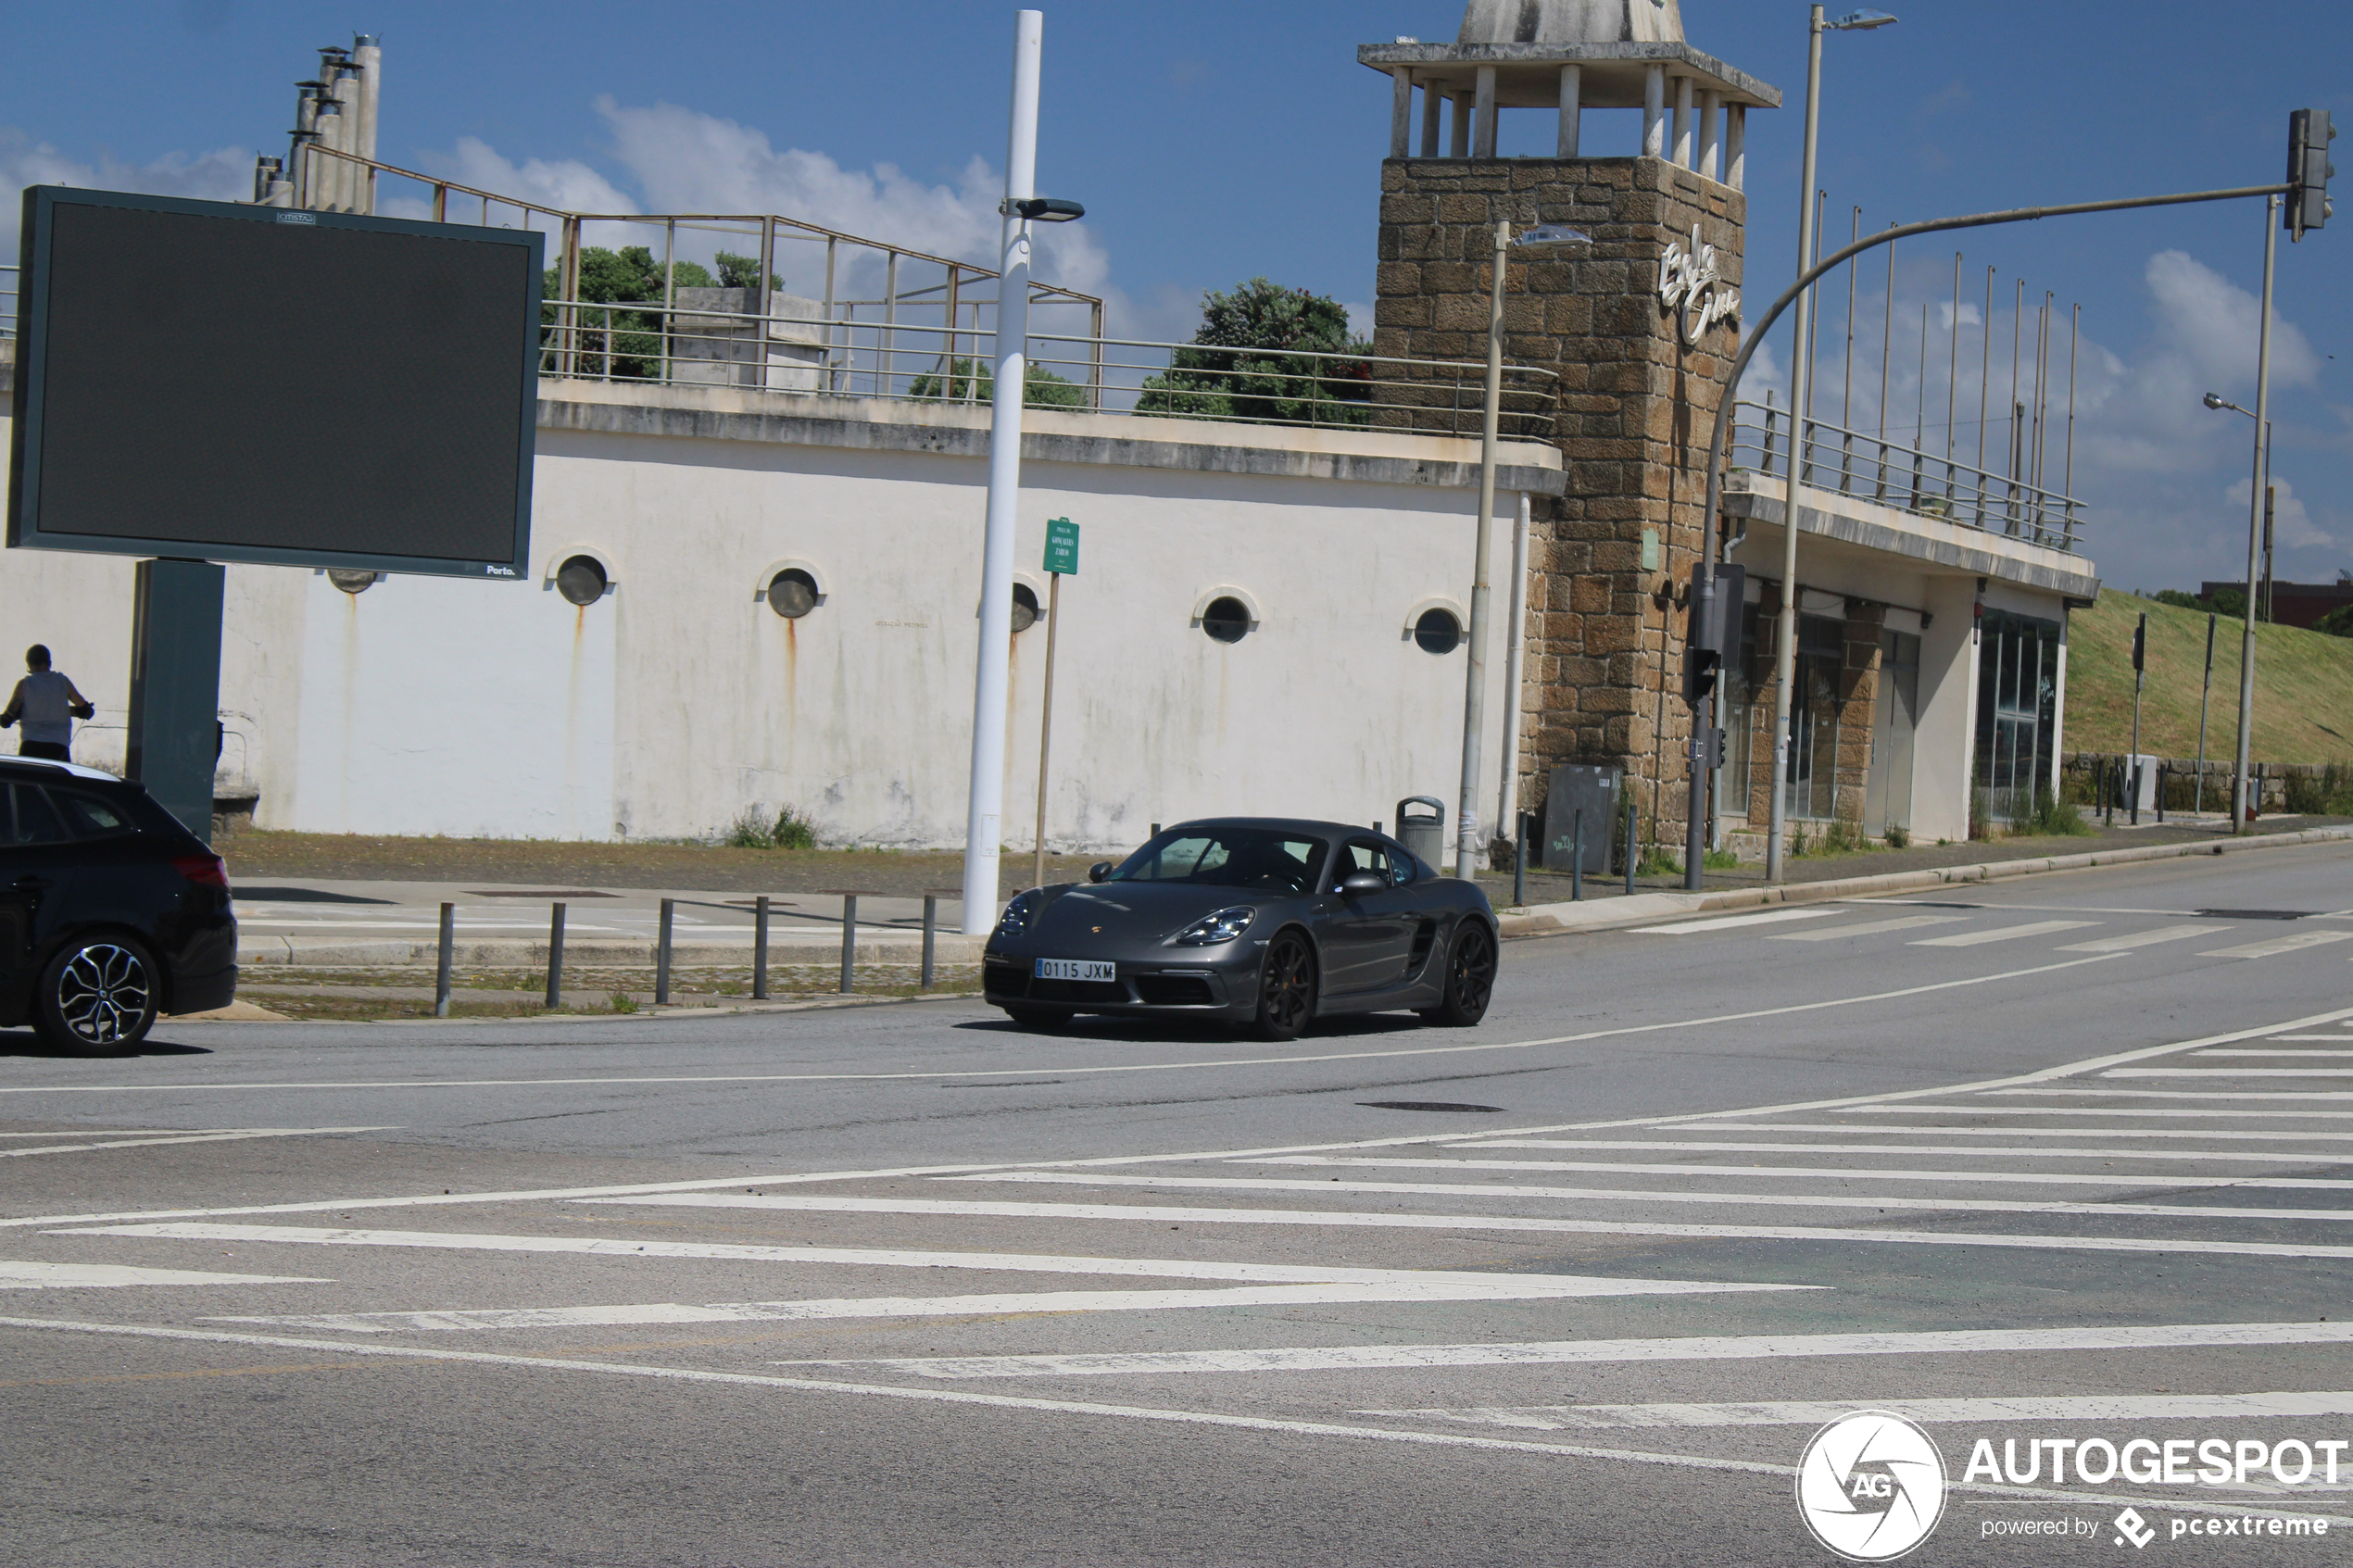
983 817 1498 1038
0 758 237 1054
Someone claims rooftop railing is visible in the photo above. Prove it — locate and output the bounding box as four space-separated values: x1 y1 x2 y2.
1727 395 2084 553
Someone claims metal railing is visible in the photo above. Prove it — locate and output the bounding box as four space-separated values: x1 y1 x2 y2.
536 295 1562 440
1727 395 2083 553
1 262 17 337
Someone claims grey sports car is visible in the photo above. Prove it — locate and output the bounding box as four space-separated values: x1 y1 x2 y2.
982 817 1499 1038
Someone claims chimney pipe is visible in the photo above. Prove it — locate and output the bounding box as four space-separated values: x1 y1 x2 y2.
351 34 381 213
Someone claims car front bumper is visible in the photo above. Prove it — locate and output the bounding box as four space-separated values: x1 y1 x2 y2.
982 940 1263 1018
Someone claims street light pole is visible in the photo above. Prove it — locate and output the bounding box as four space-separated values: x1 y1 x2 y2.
2231 194 2278 834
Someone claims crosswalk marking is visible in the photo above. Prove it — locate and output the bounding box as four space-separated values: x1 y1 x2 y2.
1990 1088 2353 1100
1768 915 1968 941
1911 920 2100 947
1361 1392 2353 1431
1667 1123 2353 1142
2198 1049 2353 1058
1848 1104 2353 1118
2105 1069 2353 1078
1453 1137 2327 1163
590 1186 2353 1225
942 1175 2353 1258
0 1261 329 1288
1246 1155 2353 1189
785 1321 2353 1380
2198 931 2353 960
2268 1035 2353 1042
2056 923 2233 952
1631 908 1843 935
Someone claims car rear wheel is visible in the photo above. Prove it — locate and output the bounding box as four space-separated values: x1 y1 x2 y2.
1000 1003 1075 1031
1252 931 1317 1042
35 935 160 1056
1418 921 1495 1027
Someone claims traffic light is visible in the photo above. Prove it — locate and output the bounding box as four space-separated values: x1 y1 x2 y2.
2288 108 2334 241
1683 564 1746 701
2131 612 2146 674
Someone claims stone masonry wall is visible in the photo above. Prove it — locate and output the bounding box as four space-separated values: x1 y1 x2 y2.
1374 155 1744 857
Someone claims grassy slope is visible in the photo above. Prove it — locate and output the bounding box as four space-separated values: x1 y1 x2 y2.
2066 592 2353 764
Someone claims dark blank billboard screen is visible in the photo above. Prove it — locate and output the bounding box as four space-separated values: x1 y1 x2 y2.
8 186 542 578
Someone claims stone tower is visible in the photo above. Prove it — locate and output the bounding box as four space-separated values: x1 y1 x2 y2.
1360 3 1778 859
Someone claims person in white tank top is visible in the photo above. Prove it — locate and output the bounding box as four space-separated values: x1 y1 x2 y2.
1 645 95 762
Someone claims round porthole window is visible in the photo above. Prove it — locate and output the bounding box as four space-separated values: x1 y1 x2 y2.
327 569 378 595
1200 596 1252 645
555 555 609 607
1414 607 1462 654
1011 583 1039 633
767 568 819 619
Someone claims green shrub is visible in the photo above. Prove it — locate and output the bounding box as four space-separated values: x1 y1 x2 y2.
1702 847 1740 870
1969 789 1994 841
2284 763 2353 815
771 806 819 849
2020 787 2095 837
609 989 638 1014
1884 823 1910 848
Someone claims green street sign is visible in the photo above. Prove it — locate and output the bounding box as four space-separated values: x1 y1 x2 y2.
1043 517 1079 575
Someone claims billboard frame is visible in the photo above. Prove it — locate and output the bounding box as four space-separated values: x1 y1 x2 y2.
8 184 544 581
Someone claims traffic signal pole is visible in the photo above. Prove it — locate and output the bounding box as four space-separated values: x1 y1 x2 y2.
2232 195 2277 833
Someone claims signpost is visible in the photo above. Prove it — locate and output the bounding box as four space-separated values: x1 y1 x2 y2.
1033 519 1077 891
2195 611 2217 815
2130 611 2146 825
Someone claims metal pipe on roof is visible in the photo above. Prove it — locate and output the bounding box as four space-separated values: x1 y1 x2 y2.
312 97 346 213
352 34 381 214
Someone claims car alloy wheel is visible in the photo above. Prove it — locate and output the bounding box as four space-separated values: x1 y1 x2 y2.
1422 921 1495 1027
1254 931 1316 1041
43 938 158 1055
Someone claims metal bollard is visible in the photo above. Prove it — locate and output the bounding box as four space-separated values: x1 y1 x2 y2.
434 901 454 1018
545 902 566 1010
1626 795 1637 897
655 897 674 1006
921 895 938 989
1571 809 1583 903
839 893 858 994
2156 765 2167 824
1512 811 1528 909
751 895 770 1001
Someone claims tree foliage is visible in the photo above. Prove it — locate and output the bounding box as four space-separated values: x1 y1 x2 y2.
1135 278 1372 427
908 357 1088 409
543 246 785 380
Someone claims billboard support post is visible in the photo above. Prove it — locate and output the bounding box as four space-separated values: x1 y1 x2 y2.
124 558 225 844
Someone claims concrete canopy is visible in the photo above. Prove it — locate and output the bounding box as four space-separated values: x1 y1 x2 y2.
1457 0 1686 46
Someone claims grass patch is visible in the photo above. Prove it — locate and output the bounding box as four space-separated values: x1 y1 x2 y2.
2068 592 2353 764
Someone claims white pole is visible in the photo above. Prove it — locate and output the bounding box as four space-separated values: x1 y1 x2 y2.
1456 220 1508 879
353 35 381 214
1496 492 1531 841
2232 194 2276 834
961 9 1042 935
1767 7 1826 884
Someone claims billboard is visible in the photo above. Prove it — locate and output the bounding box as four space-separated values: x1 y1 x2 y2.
8 185 542 579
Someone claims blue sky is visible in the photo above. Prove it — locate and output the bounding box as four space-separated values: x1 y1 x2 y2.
4 1 2347 596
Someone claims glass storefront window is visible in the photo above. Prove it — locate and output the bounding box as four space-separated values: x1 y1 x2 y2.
1974 609 2061 821
1720 603 1843 822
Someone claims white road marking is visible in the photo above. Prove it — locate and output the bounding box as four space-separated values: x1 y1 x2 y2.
0 1261 328 1289
2198 1050 2353 1058
0 1127 390 1160
1842 1105 2353 1119
2269 1035 2353 1042
1650 1123 2353 1142
1453 1137 2331 1163
1362 1392 2353 1431
1246 1155 2353 1189
47 1223 1803 1298
1993 1089 2353 1100
1629 908 1843 934
1910 920 2101 947
787 1320 2353 1379
1768 915 1968 940
2056 923 2233 952
948 1174 2353 1258
593 1187 2353 1225
2199 931 2353 960
0 1131 173 1139
13 1317 2351 1528
2105 1070 2353 1078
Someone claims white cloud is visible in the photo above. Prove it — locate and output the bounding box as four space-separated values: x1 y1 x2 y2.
431 135 637 218
2226 473 2333 550
0 126 252 252
2145 249 2320 391
1936 300 1982 331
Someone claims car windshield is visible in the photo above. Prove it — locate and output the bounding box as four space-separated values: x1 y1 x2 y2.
1111 828 1327 895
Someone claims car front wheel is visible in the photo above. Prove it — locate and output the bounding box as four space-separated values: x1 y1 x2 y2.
1252 931 1317 1042
1419 921 1495 1027
35 935 161 1056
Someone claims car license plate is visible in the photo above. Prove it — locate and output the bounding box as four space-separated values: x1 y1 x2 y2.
1035 958 1115 982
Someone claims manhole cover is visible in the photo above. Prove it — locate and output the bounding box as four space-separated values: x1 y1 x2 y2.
2195 909 2311 921
1358 1100 1506 1113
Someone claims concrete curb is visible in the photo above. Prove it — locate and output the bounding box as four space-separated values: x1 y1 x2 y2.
1496 824 2353 940
236 935 990 968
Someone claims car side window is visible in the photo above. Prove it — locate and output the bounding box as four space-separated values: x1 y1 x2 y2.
1334 839 1392 889
53 790 134 840
8 784 71 847
1387 845 1417 886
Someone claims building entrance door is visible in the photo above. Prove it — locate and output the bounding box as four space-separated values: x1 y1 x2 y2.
1866 629 1919 837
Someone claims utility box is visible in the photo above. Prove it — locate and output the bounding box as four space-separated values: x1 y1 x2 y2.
1542 765 1620 874
1395 796 1446 868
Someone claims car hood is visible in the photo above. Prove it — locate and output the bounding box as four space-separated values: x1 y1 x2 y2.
1027 881 1289 946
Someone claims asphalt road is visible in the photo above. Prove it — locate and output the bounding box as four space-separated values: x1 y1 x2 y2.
5 843 2352 1565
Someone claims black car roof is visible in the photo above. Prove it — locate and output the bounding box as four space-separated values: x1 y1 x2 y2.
0 758 134 787
1162 816 1397 840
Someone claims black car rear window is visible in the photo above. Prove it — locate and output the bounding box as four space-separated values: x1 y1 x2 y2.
6 784 72 846
1112 828 1327 895
52 790 136 840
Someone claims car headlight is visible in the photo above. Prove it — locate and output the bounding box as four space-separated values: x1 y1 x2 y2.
994 890 1040 940
1175 906 1255 946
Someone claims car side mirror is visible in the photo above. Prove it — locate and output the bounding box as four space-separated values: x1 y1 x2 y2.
1088 861 1114 884
1339 870 1386 897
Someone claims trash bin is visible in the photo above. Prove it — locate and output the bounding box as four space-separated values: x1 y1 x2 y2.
1395 796 1446 868
1542 765 1620 875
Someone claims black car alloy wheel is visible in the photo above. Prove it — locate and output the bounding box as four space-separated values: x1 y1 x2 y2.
1254 930 1317 1041
39 936 159 1055
1421 921 1495 1027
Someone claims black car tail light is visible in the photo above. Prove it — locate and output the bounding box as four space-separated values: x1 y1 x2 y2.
171 854 230 889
